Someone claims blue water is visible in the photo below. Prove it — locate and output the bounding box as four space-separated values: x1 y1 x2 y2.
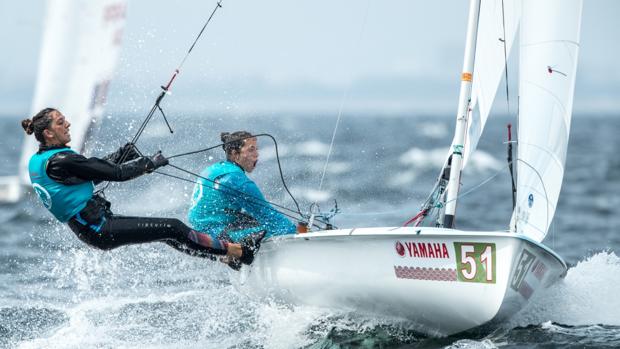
1 112 619 348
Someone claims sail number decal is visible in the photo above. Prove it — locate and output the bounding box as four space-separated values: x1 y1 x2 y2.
454 242 496 284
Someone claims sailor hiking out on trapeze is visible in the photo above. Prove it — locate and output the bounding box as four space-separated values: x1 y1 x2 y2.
188 131 297 268
22 107 259 264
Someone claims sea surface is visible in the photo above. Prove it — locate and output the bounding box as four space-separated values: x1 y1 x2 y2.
0 112 619 348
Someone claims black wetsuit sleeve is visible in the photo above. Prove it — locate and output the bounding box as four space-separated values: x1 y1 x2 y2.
101 144 141 164
47 151 154 185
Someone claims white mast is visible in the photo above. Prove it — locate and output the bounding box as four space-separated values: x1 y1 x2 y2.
450 0 520 170
444 0 481 228
443 0 482 228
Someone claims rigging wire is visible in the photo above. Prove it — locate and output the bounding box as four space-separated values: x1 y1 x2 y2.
88 1 325 231
97 1 225 195
317 1 372 192
167 133 302 216
335 160 519 226
311 0 372 226
501 0 521 233
153 165 328 230
128 0 225 151
407 160 515 227
444 164 509 205
408 3 527 230
500 0 511 115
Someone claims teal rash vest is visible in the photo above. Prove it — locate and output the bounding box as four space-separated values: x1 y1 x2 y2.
188 161 296 242
29 148 94 222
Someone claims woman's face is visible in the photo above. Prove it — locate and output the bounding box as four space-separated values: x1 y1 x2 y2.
44 110 72 146
233 137 258 173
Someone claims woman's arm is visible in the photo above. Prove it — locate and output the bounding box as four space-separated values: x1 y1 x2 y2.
228 175 296 235
46 151 163 184
101 143 141 164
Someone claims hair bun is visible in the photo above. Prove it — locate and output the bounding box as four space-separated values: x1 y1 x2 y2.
21 119 34 135
220 132 231 151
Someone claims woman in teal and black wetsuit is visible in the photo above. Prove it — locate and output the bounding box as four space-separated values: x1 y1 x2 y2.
22 107 257 264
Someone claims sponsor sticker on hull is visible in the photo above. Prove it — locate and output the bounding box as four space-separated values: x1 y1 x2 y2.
394 266 457 282
395 241 450 259
454 242 496 284
510 249 548 300
393 240 496 284
511 249 535 291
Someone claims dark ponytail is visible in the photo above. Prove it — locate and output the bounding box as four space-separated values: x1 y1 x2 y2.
221 131 253 159
21 108 56 144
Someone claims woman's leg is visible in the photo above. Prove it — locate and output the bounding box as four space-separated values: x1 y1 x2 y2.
69 215 230 258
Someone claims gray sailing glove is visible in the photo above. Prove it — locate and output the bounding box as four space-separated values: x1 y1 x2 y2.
103 142 141 164
146 151 169 172
238 231 266 265
119 142 141 163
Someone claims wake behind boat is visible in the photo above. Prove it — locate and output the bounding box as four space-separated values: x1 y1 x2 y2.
236 0 582 336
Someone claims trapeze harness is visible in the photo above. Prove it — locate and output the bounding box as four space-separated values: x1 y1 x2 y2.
28 144 240 260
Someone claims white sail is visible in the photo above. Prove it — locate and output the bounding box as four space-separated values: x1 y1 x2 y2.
18 0 127 184
450 0 520 168
514 0 582 242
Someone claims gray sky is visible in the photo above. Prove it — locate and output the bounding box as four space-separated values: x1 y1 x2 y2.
1 0 619 116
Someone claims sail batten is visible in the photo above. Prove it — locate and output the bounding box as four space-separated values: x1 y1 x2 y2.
521 40 580 47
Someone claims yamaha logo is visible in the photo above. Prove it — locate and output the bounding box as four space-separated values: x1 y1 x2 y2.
395 241 405 257
396 241 450 259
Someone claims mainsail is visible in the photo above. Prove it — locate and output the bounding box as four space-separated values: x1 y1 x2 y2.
17 0 127 184
436 0 581 235
514 0 583 242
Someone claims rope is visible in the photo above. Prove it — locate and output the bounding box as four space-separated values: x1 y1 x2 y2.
97 1 226 196
444 164 509 205
409 161 514 227
153 165 323 229
154 164 327 230
176 1 224 73
131 0 225 148
403 209 428 227
333 162 518 226
309 0 373 228
318 99 343 194
167 133 302 215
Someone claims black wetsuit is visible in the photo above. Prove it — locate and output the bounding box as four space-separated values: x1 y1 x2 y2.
42 144 228 258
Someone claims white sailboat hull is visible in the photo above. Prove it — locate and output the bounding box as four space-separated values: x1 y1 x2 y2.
237 227 566 336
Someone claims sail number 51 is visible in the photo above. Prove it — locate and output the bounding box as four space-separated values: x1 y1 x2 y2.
454 242 496 284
